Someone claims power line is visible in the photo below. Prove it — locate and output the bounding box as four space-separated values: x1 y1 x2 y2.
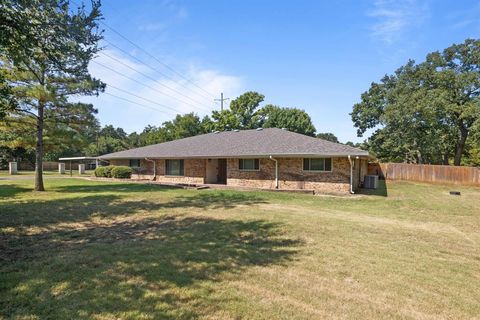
70 0 216 102
100 22 217 101
106 84 184 115
214 92 230 111
101 39 215 105
92 59 208 113
98 49 212 111
102 92 176 117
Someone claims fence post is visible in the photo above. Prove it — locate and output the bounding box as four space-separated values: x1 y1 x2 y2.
9 162 17 175
58 163 65 174
78 164 85 175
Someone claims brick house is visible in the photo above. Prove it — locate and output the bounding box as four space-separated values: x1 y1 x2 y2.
99 128 369 194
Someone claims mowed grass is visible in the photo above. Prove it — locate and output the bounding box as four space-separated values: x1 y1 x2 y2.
0 178 479 319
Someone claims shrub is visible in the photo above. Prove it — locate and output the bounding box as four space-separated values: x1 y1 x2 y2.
111 166 133 179
94 165 115 178
94 166 106 177
104 165 115 178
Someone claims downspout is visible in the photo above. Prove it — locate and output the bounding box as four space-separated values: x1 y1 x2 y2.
347 155 354 194
269 156 279 189
144 158 156 181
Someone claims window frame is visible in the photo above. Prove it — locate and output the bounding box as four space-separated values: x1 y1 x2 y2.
238 158 260 171
129 159 141 168
165 159 185 176
303 158 333 172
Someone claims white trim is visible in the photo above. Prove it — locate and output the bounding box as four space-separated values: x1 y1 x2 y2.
269 156 279 189
348 155 354 194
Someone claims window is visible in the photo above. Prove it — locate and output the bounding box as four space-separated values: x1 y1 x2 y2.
303 158 332 172
129 159 141 168
239 159 260 171
166 159 184 176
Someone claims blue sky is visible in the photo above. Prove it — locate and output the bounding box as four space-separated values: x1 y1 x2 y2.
84 0 480 143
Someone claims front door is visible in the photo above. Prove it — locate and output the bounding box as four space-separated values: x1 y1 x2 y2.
205 159 227 184
217 159 227 184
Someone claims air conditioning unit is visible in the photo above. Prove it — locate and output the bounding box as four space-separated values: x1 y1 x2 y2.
364 175 378 189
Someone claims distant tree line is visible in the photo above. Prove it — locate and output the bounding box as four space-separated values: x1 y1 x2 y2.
0 90 345 167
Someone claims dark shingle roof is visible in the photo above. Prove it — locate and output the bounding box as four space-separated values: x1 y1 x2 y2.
99 128 369 159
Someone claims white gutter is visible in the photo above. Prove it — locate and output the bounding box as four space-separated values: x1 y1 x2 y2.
144 158 156 181
269 155 279 189
347 155 354 194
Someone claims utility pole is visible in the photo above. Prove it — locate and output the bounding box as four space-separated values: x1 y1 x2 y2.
214 92 230 111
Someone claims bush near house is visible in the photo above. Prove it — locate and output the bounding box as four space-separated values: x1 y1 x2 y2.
94 165 116 178
104 165 115 178
94 166 106 177
111 166 133 179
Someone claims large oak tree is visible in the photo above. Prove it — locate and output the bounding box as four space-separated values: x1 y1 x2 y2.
351 39 480 165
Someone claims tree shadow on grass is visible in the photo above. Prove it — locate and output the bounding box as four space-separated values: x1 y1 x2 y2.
163 191 269 210
0 191 268 234
54 182 178 194
0 184 32 198
0 194 159 232
1 202 300 318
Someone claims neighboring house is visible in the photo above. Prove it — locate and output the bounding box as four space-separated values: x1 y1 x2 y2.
99 128 369 194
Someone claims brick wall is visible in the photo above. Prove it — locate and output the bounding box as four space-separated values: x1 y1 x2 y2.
110 159 205 184
110 157 359 194
227 157 352 194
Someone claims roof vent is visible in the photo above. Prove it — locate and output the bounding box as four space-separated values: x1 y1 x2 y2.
234 129 239 132
256 128 263 131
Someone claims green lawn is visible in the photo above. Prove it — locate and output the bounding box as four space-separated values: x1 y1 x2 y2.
1 178 479 319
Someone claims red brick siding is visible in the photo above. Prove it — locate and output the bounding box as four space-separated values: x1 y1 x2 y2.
110 157 357 194
227 157 351 194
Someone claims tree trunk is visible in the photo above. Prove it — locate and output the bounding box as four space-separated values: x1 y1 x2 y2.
454 123 468 166
34 102 45 191
442 152 449 165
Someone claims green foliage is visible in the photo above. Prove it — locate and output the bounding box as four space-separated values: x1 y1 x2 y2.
94 166 106 178
211 91 265 131
95 165 133 178
351 39 480 165
162 113 208 140
126 113 212 149
260 105 316 136
316 132 339 143
104 165 115 178
94 165 117 178
0 0 105 190
111 166 133 179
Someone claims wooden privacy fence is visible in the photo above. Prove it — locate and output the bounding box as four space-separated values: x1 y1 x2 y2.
368 163 480 185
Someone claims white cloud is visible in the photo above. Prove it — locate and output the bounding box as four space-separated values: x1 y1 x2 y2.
368 0 429 44
82 49 244 133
